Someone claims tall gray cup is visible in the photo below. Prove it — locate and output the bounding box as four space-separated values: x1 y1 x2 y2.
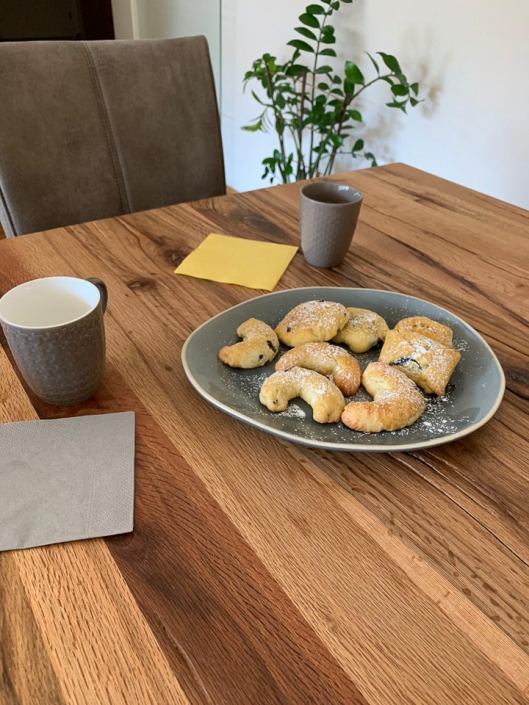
0 276 108 406
300 181 363 267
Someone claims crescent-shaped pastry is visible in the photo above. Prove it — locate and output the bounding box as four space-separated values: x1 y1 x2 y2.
394 316 453 347
259 367 345 423
275 301 350 347
331 307 389 353
275 342 361 396
219 318 279 368
341 362 426 432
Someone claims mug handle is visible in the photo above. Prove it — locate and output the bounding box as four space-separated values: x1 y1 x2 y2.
86 277 108 314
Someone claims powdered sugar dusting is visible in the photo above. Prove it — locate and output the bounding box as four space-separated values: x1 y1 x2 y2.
211 296 481 444
277 300 349 336
278 404 306 419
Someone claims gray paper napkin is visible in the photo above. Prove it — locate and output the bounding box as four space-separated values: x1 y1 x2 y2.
0 412 135 552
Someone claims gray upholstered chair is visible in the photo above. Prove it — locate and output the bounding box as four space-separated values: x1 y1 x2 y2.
0 37 225 237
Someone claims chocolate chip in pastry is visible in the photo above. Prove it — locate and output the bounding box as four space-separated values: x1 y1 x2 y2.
219 318 279 369
379 330 460 396
275 301 350 347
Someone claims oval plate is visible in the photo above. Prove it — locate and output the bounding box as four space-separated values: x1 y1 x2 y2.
182 287 505 452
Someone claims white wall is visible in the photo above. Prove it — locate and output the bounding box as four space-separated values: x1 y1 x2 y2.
135 0 221 88
111 0 139 39
222 0 529 210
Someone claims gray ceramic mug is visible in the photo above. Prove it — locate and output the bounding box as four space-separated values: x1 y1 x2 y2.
300 181 363 267
0 276 108 406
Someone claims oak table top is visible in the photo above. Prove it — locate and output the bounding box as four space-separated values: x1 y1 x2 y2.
1 163 529 705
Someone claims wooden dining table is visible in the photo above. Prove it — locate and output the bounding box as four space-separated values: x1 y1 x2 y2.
0 162 528 705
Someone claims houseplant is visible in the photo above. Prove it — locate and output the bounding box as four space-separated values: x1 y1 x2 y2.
243 0 422 183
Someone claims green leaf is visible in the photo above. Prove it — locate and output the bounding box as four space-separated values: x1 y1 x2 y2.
331 0 340 8
378 52 402 75
352 138 364 151
251 90 269 106
276 94 286 109
332 74 342 84
285 63 309 76
315 64 333 74
299 12 320 28
348 109 362 121
306 3 326 13
331 87 344 96
410 82 419 96
341 0 353 3
287 39 314 53
345 61 365 84
364 151 378 167
391 84 408 96
330 134 344 147
386 100 407 113
365 52 380 74
295 26 317 40
320 47 337 56
321 24 335 34
242 120 263 132
318 82 330 90
320 34 336 44
410 97 419 107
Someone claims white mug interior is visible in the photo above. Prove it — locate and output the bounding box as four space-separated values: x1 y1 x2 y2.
0 277 101 329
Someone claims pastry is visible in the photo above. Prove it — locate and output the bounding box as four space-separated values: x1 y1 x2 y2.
341 362 426 432
379 330 460 395
275 342 361 396
332 307 388 353
395 316 453 347
259 367 345 423
219 318 279 368
275 301 350 347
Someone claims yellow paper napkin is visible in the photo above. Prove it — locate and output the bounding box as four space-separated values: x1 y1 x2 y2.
174 233 298 291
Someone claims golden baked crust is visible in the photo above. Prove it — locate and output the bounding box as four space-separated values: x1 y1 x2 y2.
219 318 279 368
395 316 453 347
275 342 361 396
332 307 388 353
275 301 350 347
379 330 460 395
341 362 426 432
259 367 345 423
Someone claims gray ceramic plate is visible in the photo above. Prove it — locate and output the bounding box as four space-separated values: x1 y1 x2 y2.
182 287 505 452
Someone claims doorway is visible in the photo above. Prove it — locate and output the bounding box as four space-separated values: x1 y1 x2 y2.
0 0 115 41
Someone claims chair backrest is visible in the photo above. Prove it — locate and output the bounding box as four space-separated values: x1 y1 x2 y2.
0 37 225 237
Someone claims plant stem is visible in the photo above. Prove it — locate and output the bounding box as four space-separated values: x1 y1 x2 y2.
307 10 329 177
297 70 308 179
324 73 394 176
263 62 289 182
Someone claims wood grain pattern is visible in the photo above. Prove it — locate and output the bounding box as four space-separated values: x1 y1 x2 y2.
0 163 528 704
0 349 190 705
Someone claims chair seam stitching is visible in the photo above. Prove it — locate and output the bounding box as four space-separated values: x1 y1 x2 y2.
81 42 132 214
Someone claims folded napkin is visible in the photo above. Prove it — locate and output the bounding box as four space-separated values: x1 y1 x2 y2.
0 412 135 552
174 233 298 291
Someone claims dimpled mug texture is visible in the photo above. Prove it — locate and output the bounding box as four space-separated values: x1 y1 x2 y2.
300 182 363 268
3 304 106 406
